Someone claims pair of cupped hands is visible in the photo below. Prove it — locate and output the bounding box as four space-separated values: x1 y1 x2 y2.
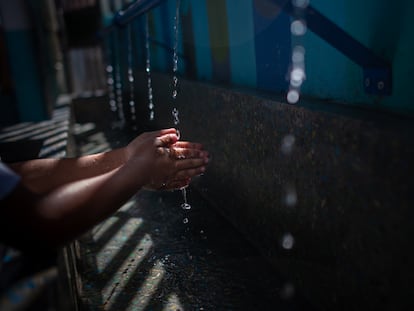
124 128 209 191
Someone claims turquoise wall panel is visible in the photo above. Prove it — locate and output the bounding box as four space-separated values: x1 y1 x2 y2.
105 0 414 116
132 17 146 70
164 0 175 71
5 30 47 121
345 0 414 114
301 1 352 101
302 0 414 114
226 0 257 88
189 0 212 81
150 8 169 72
205 0 231 83
253 1 291 92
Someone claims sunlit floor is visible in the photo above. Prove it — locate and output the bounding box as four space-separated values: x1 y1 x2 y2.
0 97 71 161
71 122 315 311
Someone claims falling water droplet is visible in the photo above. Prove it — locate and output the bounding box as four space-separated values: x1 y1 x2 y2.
290 68 305 86
181 203 191 210
181 187 191 210
171 0 181 100
292 46 305 63
126 24 137 127
105 40 117 116
284 183 298 207
287 0 307 106
183 218 189 224
145 14 155 121
285 190 298 207
291 19 307 36
112 30 125 126
172 108 180 125
280 282 295 300
171 0 190 211
281 134 296 154
287 89 300 104
292 0 309 9
282 233 295 250
109 100 117 111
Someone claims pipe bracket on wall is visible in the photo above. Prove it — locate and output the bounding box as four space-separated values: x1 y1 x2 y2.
100 0 167 35
273 0 392 96
362 67 392 96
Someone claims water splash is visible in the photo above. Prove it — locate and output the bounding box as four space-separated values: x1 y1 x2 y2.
181 187 191 210
145 14 155 121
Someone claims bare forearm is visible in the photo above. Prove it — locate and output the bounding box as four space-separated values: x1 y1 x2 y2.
9 148 127 193
0 129 209 251
37 167 144 244
1 159 147 250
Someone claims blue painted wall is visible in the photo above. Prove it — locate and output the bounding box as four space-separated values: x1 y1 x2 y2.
4 30 47 121
103 0 414 116
303 0 414 115
0 0 48 122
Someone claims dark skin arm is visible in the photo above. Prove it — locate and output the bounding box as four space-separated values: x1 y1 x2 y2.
0 129 209 251
8 128 207 193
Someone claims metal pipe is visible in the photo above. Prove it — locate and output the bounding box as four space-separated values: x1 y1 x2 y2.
113 0 167 27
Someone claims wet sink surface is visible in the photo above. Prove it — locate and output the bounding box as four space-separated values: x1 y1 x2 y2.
71 125 314 310
75 188 313 311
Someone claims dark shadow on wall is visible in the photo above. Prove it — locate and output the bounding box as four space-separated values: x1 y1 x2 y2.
67 96 315 310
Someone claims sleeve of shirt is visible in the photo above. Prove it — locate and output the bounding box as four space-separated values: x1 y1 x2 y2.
0 162 21 200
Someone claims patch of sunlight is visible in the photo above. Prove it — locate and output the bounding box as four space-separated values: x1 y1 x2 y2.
92 200 137 241
102 234 154 307
118 200 136 213
96 217 143 272
125 259 165 311
163 293 185 311
92 216 119 241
